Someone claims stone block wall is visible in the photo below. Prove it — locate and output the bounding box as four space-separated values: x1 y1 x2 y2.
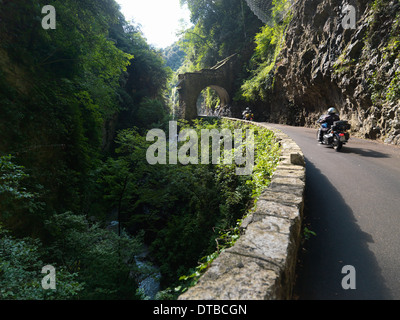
179 120 306 300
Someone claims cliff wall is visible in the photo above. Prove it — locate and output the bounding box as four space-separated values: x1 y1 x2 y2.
265 0 400 145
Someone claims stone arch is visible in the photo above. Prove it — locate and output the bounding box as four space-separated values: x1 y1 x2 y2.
176 54 240 120
196 85 230 116
208 85 230 107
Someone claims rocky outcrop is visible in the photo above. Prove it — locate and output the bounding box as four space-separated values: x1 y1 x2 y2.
266 0 400 145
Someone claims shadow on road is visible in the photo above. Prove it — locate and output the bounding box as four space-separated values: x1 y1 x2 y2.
294 158 393 300
340 146 391 158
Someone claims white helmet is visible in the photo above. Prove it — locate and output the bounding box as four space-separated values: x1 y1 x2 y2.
328 107 338 115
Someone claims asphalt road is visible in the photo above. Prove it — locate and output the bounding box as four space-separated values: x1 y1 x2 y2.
265 123 400 300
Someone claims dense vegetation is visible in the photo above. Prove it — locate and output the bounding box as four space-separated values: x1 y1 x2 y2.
171 0 292 113
0 0 285 300
239 0 293 102
179 0 264 69
0 0 172 300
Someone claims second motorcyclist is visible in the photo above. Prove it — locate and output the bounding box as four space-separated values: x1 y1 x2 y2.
242 107 254 121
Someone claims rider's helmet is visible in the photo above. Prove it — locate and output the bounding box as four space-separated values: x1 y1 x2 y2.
328 107 338 115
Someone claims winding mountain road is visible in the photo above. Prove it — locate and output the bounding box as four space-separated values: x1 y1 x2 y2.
265 123 400 300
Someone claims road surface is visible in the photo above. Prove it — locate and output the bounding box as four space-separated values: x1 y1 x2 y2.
265 123 400 300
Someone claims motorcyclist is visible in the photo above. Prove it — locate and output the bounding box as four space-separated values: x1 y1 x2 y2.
242 107 253 120
317 107 340 143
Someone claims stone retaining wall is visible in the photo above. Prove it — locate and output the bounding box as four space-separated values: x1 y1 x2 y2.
179 120 306 300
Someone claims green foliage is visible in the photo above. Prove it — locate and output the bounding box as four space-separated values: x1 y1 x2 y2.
364 2 400 105
0 0 137 221
96 118 280 294
109 20 173 129
136 98 172 129
0 155 45 236
246 124 281 200
0 0 174 300
162 43 186 71
386 71 400 102
197 87 221 115
0 0 173 220
254 25 279 62
168 119 281 296
239 0 292 102
0 225 83 300
240 60 276 102
0 155 34 201
44 212 144 300
179 0 263 69
303 227 317 241
103 125 234 286
1 0 284 301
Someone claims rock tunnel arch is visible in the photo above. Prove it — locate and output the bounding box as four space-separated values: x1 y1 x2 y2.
176 54 241 120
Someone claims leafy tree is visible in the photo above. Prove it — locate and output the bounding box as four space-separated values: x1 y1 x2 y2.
0 224 83 300
0 0 174 300
0 155 45 237
239 0 293 102
0 155 34 203
162 43 186 71
0 0 285 301
43 212 144 300
108 17 173 132
179 0 263 68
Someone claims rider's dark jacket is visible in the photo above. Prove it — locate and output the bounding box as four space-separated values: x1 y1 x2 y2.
318 113 340 128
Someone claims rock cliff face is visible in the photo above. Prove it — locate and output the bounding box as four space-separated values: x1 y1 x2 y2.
267 0 400 145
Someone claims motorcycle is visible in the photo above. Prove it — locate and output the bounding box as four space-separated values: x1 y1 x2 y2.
243 112 254 121
317 120 351 152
